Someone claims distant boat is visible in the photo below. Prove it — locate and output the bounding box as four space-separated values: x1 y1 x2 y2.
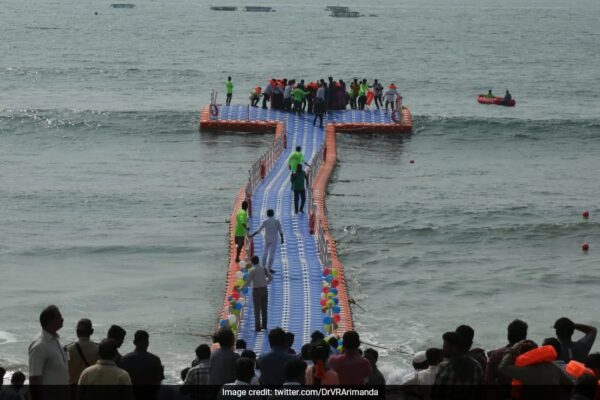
111 3 135 8
325 6 350 12
330 10 362 17
210 6 237 11
243 6 275 12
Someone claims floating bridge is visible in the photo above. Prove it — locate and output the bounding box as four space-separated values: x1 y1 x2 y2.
199 103 412 354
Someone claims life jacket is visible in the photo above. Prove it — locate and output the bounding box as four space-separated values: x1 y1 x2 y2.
565 360 595 379
511 345 557 399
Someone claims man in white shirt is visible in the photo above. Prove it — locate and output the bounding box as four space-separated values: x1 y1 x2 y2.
401 348 443 399
251 209 283 274
28 305 69 386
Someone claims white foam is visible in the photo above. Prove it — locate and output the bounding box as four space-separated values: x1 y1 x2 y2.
0 331 18 345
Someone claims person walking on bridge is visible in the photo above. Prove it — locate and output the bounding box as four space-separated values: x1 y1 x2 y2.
234 201 250 263
251 209 283 274
288 146 310 176
241 256 272 332
291 164 309 215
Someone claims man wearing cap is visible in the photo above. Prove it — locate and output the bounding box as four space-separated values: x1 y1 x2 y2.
66 318 100 385
402 348 442 389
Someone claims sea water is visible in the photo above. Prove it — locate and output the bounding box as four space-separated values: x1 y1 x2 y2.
1 0 599 383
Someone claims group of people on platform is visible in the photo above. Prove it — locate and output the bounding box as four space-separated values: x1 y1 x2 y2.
235 77 402 127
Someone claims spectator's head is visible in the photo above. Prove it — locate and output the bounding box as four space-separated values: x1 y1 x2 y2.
507 319 528 345
518 340 538 356
442 331 465 358
295 146 301 152
236 339 246 350
310 341 330 364
300 343 311 360
328 336 338 351
133 330 149 351
240 350 256 361
180 367 190 383
311 330 325 344
241 201 248 211
98 339 118 361
10 371 26 389
554 317 575 341
267 209 274 218
268 327 286 349
585 353 600 377
228 76 231 81
488 89 492 94
195 344 211 361
542 337 562 357
251 255 260 265
572 374 598 400
426 348 443 366
107 325 126 348
39 305 63 334
76 318 93 338
363 348 379 368
215 328 235 349
342 330 360 351
234 358 255 383
285 358 307 384
284 332 295 350
412 351 428 370
456 325 475 352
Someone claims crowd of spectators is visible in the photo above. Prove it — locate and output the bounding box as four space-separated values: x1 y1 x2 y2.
1 305 598 400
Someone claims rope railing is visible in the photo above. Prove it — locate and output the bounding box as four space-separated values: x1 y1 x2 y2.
247 126 285 197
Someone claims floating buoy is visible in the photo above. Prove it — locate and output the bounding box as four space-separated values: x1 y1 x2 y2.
582 242 589 252
409 160 415 164
582 211 590 219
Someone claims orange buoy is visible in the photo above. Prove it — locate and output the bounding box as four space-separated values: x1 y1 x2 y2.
565 360 595 379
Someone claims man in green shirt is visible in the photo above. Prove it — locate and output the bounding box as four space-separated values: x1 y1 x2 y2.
291 164 309 214
234 201 249 262
291 86 309 114
288 146 309 190
358 79 368 110
226 76 233 106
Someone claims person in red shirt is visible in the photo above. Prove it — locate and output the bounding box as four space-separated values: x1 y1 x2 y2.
328 331 372 385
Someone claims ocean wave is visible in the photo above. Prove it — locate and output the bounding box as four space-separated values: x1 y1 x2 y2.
413 114 600 139
6 244 201 257
338 220 599 244
0 108 198 134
